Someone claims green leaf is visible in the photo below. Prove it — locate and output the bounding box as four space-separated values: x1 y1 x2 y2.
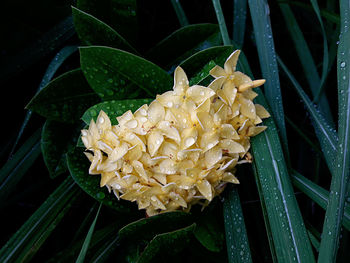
279 0 340 25
0 130 41 207
278 3 334 125
0 177 79 263
76 0 138 45
72 6 138 54
0 16 75 81
223 187 252 262
309 0 329 102
277 56 338 173
67 147 133 213
248 0 289 160
80 46 172 99
10 45 78 156
41 120 82 178
194 208 224 253
251 89 315 262
81 99 153 126
137 224 195 263
291 171 350 231
76 204 102 263
212 0 231 46
170 0 189 27
252 164 278 262
233 0 247 47
179 46 234 79
118 211 193 243
27 68 100 123
146 24 221 70
318 1 350 260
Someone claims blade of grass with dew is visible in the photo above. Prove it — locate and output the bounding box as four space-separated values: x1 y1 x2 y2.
238 49 315 262
234 49 314 261
76 203 102 263
233 0 247 47
279 0 340 25
248 0 289 161
251 89 315 262
10 45 78 157
277 56 338 172
278 3 334 125
310 0 329 102
0 130 42 207
223 186 253 263
291 171 350 231
212 0 231 46
0 129 41 185
211 3 254 261
90 235 119 263
0 16 75 81
252 164 278 262
0 177 79 263
170 0 189 27
318 0 350 261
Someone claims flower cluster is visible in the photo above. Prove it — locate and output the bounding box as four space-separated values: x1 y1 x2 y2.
81 50 269 216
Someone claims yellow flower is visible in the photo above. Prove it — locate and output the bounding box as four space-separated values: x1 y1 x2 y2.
81 50 270 216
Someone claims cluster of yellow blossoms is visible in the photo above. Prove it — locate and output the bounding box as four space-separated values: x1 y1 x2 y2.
81 50 270 216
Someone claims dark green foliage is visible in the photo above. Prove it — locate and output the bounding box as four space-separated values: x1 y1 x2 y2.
80 46 172 99
26 69 100 123
67 147 133 213
1 0 349 262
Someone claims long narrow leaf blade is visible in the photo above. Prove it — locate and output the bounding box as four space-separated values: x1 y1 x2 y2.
223 187 253 263
0 16 75 81
251 89 315 263
278 3 334 125
310 0 329 101
170 0 189 27
318 0 350 261
291 172 350 231
233 0 247 47
212 0 231 45
10 46 77 156
277 56 338 173
248 0 289 159
0 177 79 262
76 203 102 263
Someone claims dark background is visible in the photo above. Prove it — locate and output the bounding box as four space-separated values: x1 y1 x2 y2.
0 0 339 261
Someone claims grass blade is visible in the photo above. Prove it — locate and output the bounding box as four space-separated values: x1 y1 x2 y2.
0 177 79 262
279 0 340 25
76 203 102 263
233 0 247 47
0 130 42 207
251 89 315 262
318 0 350 261
212 0 231 45
277 56 338 173
252 164 278 262
0 16 75 81
308 231 320 252
170 0 189 27
278 3 334 125
248 0 289 160
10 45 78 157
291 171 350 231
309 0 329 102
223 187 253 263
235 50 314 261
